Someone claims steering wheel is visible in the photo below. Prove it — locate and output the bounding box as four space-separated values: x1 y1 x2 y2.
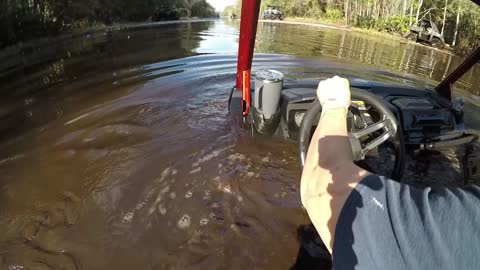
297 88 406 180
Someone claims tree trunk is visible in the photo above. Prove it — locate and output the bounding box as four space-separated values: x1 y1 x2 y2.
409 0 414 25
372 0 376 18
441 0 448 35
354 0 358 21
183 0 198 18
415 0 423 24
403 0 408 17
344 0 349 23
327 0 335 10
452 3 461 47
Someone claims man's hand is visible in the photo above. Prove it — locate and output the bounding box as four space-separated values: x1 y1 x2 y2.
317 76 351 114
301 76 368 253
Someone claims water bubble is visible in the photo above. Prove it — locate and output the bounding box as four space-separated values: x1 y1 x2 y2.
194 147 231 167
219 184 232 194
189 167 202 174
203 190 211 200
161 185 170 194
161 167 171 177
24 98 35 105
172 169 178 175
177 214 191 229
185 191 193 198
158 205 167 215
170 192 176 199
138 108 146 115
228 153 246 161
135 201 146 210
157 167 172 183
200 218 209 226
122 212 134 223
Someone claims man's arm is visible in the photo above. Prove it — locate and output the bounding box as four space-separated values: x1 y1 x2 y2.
300 79 480 270
300 76 369 253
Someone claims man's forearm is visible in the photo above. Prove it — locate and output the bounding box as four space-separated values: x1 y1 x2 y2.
301 107 369 252
301 108 353 205
316 108 353 167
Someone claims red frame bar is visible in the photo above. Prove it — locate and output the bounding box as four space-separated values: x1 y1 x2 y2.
242 70 251 115
236 0 262 115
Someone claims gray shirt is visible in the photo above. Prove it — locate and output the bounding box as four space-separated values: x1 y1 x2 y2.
333 175 480 269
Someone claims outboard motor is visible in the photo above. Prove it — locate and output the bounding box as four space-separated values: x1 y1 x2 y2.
251 69 284 134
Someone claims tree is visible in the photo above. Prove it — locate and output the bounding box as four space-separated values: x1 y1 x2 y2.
344 0 349 23
409 0 414 25
182 0 200 18
440 0 448 35
415 0 424 24
452 1 461 47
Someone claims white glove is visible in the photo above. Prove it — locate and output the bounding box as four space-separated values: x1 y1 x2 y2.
317 76 351 113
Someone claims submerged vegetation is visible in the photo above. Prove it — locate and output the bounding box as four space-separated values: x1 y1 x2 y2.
0 0 217 48
223 0 480 54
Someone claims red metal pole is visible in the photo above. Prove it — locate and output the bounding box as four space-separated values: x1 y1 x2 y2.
236 0 261 115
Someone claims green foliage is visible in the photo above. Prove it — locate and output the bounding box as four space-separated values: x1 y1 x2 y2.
222 5 238 17
191 0 217 18
375 16 410 33
324 8 343 21
354 16 376 29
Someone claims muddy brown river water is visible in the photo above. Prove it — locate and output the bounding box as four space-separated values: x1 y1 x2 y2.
0 19 479 269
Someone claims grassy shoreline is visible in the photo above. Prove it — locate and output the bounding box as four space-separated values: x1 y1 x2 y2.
284 17 406 41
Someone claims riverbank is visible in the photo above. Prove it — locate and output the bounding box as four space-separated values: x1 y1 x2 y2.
284 17 407 41
259 18 351 31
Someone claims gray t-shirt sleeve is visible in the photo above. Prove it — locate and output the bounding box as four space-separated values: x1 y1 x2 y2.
332 175 480 270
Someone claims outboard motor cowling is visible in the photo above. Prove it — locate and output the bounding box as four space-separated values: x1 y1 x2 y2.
252 69 284 134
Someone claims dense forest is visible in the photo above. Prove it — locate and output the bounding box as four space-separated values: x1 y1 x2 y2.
224 0 480 54
0 0 217 48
